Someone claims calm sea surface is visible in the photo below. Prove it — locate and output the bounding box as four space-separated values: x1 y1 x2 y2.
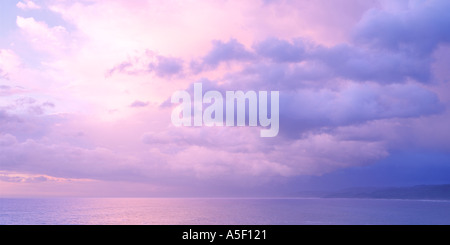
1 198 450 225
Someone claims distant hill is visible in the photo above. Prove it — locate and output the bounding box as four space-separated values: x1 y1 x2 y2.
324 184 450 200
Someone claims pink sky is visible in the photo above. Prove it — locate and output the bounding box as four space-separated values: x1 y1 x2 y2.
1 0 450 197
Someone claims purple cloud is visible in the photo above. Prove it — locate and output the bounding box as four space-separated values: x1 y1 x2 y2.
311 44 432 83
42 101 55 108
354 0 450 56
107 51 183 78
191 39 254 72
150 56 183 77
253 37 306 62
279 83 444 137
130 100 149 108
0 174 48 183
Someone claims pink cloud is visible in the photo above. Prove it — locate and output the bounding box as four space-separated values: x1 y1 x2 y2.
16 0 41 10
16 16 70 54
0 49 21 79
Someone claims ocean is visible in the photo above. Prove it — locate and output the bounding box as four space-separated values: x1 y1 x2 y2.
1 198 450 225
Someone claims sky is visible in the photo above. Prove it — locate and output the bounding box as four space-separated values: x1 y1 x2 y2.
1 0 450 197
